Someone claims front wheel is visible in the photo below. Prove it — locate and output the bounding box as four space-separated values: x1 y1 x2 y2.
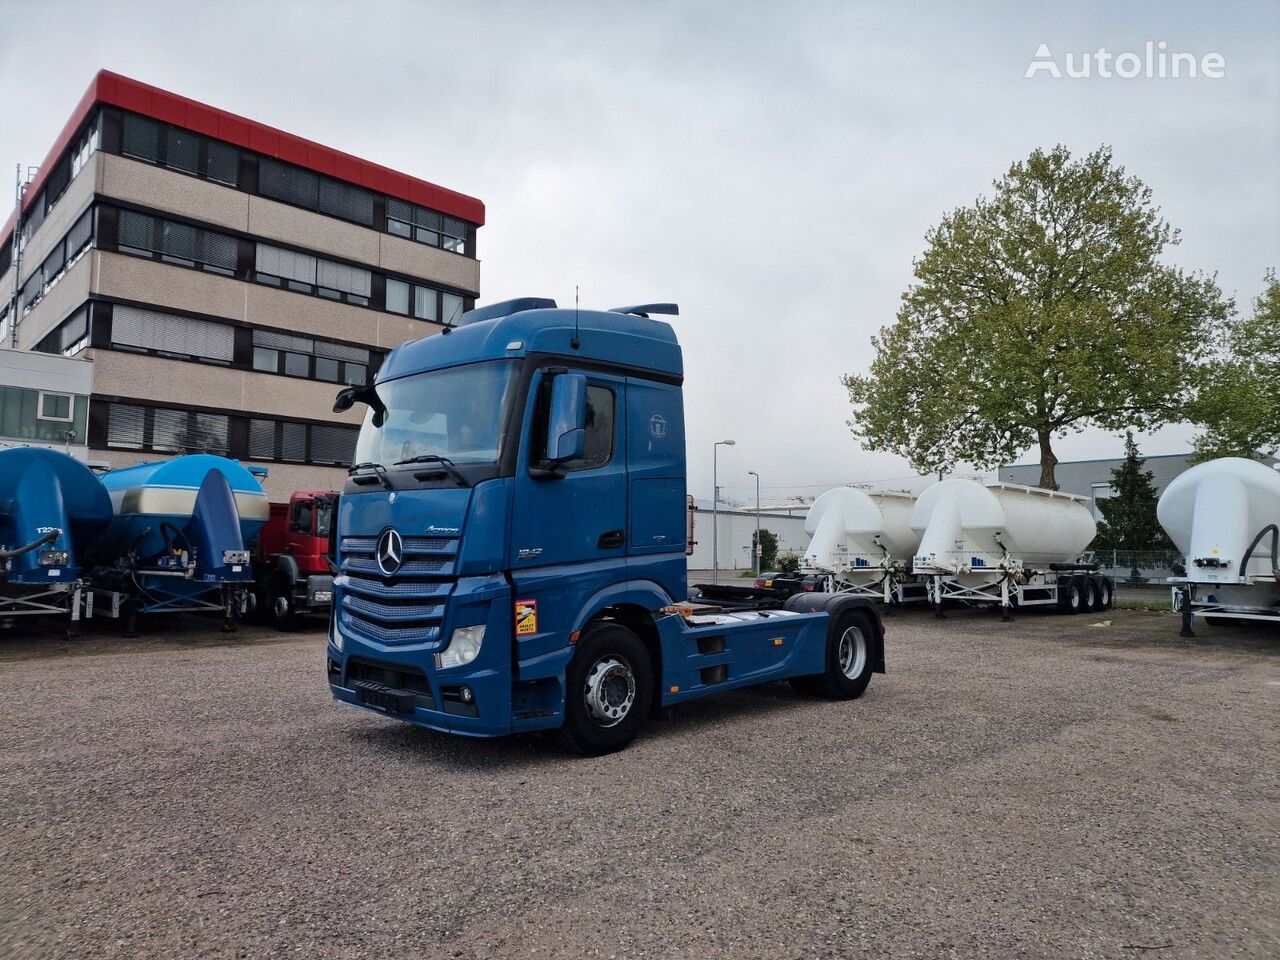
559 623 653 756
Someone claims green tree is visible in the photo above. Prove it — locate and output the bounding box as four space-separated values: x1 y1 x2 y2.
777 552 801 576
1189 271 1280 462
1092 433 1174 552
752 528 779 571
843 144 1230 489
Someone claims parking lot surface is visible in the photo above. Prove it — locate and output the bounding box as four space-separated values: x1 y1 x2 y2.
1 609 1277 959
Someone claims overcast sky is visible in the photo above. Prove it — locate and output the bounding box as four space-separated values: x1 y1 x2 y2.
2 0 1276 503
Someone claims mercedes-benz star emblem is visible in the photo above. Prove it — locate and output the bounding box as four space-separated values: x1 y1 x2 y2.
376 528 404 576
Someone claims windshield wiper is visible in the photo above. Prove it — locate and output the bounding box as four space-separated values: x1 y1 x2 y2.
348 461 393 489
393 454 469 487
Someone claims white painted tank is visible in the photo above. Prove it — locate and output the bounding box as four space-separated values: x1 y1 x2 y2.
1157 457 1280 584
911 479 1096 579
802 488 919 581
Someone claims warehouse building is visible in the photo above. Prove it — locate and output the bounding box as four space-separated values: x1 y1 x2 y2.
0 70 483 499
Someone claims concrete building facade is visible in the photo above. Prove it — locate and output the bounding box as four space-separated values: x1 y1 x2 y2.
0 70 483 500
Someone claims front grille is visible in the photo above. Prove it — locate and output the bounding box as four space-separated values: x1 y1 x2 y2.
337 531 459 646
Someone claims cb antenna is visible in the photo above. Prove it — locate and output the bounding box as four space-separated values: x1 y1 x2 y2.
571 285 581 349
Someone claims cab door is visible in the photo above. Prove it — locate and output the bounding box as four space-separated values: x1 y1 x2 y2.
509 367 627 572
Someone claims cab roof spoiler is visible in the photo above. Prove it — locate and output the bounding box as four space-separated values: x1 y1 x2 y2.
456 298 558 326
610 303 679 318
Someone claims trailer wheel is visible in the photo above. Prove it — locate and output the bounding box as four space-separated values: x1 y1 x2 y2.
792 610 875 700
267 577 299 632
559 622 653 756
1080 576 1099 613
1093 576 1113 611
1058 577 1084 614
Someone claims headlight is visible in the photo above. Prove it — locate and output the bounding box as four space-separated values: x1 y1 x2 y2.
436 624 485 670
330 621 344 652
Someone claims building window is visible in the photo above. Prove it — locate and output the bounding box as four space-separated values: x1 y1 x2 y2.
34 305 90 357
121 112 240 188
254 243 370 306
259 157 374 227
250 328 373 385
245 417 355 466
17 208 94 317
104 402 229 454
116 209 236 276
37 392 74 422
386 197 468 255
111 304 235 363
1 386 86 444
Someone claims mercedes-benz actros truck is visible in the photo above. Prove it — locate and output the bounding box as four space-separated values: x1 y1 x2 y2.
326 298 884 754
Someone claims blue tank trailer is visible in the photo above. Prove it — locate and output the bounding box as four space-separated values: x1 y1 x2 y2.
1 448 270 635
87 455 270 634
0 448 113 634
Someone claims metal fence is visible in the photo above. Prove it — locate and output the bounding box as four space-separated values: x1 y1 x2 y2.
1082 549 1182 585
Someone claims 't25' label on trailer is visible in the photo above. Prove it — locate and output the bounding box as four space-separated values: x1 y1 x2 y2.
515 599 538 635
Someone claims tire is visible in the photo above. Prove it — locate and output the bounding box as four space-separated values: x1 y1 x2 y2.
1058 577 1084 614
268 577 299 632
791 610 875 700
1093 576 1113 611
559 622 653 756
1081 576 1099 613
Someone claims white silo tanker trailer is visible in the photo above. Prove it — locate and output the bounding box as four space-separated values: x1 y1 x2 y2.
1157 457 1280 635
801 487 928 603
910 479 1109 619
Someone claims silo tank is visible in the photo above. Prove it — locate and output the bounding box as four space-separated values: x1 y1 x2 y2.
1157 457 1280 583
910 478 1096 576
803 488 919 575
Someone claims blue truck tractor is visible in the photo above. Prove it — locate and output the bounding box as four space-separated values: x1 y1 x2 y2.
327 299 884 754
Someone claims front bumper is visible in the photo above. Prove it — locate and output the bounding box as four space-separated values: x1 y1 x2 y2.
327 573 519 737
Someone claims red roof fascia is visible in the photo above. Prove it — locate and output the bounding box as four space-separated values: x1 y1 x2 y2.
2 69 485 249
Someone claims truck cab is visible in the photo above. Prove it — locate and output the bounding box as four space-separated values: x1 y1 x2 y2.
327 299 883 753
256 490 337 627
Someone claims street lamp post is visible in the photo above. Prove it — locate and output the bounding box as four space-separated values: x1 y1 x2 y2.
747 470 760 577
712 439 735 583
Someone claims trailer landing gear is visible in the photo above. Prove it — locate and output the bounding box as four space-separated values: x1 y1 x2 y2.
1179 585 1196 638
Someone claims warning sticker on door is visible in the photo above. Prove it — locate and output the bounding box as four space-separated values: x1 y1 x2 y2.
515 599 538 635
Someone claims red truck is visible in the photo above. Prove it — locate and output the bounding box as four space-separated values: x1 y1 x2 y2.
254 490 338 629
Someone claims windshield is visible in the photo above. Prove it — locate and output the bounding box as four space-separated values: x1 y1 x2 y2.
354 361 519 468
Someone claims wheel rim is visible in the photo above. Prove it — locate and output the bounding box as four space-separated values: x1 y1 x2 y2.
838 625 867 679
1100 583 1111 606
583 656 636 727
1070 585 1080 609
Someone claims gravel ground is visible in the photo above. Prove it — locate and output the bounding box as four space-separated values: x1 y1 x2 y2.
1 609 1277 959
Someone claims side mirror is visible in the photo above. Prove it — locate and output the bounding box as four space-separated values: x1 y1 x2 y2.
545 374 587 463
332 387 357 413
333 385 387 427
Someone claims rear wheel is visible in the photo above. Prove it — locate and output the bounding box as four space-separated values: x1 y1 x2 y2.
1093 576 1113 611
559 623 653 756
1081 576 1099 613
1058 577 1084 614
268 577 299 631
791 611 875 700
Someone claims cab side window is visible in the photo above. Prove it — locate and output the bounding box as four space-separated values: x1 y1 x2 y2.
291 501 313 533
531 380 615 472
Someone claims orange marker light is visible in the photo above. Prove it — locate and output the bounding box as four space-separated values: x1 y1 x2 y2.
670 685 679 694
772 637 784 646
570 630 581 644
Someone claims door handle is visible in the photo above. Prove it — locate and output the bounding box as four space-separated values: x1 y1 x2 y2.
597 529 625 549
